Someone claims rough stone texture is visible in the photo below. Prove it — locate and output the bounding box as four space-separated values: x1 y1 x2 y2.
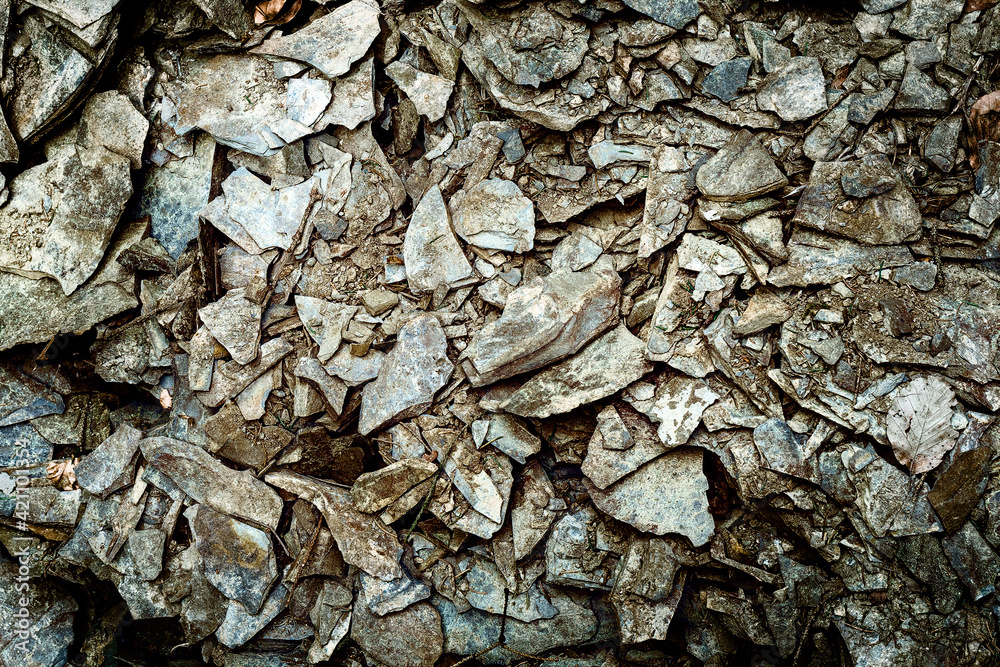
582 404 666 489
733 290 794 336
403 185 475 293
197 289 262 365
757 57 828 122
386 62 454 122
187 504 277 615
0 150 132 295
359 314 453 435
702 57 751 102
586 448 714 546
696 130 788 201
139 134 216 259
501 325 654 419
451 178 535 253
252 0 380 78
622 0 701 29
267 470 404 580
793 157 922 245
463 258 621 386
0 560 77 667
139 436 284 530
75 424 142 498
351 595 444 667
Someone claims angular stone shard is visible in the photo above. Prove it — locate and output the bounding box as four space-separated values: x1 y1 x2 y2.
768 229 914 288
586 449 714 546
75 424 142 498
359 314 454 435
198 337 294 408
793 157 922 245
451 178 535 253
757 56 827 122
582 404 666 490
197 289 262 365
753 418 818 481
637 377 721 447
139 436 284 530
351 458 439 514
622 0 700 29
139 134 216 259
501 325 654 419
386 62 454 122
696 130 788 202
0 150 132 295
267 470 403 581
510 461 559 560
462 258 621 386
168 55 329 156
186 504 278 615
252 0 380 78
351 594 443 667
733 290 793 336
403 185 475 294
201 168 317 254
0 364 64 427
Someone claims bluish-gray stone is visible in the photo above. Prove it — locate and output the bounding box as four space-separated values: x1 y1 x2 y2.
622 0 700 29
702 57 752 102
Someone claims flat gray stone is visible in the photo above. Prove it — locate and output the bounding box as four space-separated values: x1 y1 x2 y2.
139 436 284 530
198 289 262 365
769 229 914 287
139 134 216 259
403 185 475 294
895 65 950 112
187 504 278 615
582 404 666 489
622 0 700 29
359 314 453 435
702 57 752 102
0 364 64 427
757 57 827 122
696 130 788 202
386 62 454 122
463 258 621 386
793 157 922 245
0 150 132 295
252 0 380 78
351 596 443 667
501 325 654 419
452 178 535 253
75 424 142 498
892 0 964 40
586 448 714 546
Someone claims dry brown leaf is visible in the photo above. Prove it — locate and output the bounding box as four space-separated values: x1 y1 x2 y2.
965 0 1000 12
46 457 81 491
969 90 1000 169
886 376 958 475
254 0 302 26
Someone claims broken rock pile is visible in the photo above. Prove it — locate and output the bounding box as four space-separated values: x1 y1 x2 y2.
2 0 1000 665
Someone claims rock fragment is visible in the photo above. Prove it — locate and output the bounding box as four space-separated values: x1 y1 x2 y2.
757 57 827 122
403 185 475 294
501 325 654 419
586 448 714 546
359 314 453 435
462 259 621 386
696 130 788 201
